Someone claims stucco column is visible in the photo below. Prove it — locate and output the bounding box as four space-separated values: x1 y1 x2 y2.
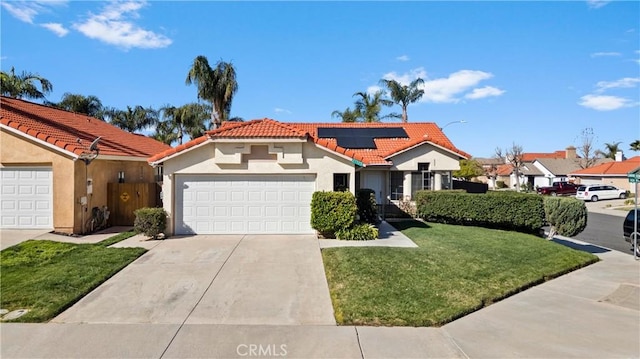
403 171 412 200
434 172 442 190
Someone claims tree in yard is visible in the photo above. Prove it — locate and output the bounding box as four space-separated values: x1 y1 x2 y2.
379 78 425 123
185 55 238 129
155 103 211 145
453 159 485 181
353 91 396 122
496 143 524 192
631 140 640 152
47 93 105 120
331 107 360 123
575 128 599 169
1 67 53 100
105 105 159 133
596 141 622 160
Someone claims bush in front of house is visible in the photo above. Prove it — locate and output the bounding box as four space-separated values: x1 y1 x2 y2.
356 188 379 224
311 191 357 237
415 190 545 233
496 180 508 189
336 223 379 241
543 197 588 238
134 207 167 240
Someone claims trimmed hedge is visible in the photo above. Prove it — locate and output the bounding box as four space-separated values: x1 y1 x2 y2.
134 207 167 239
415 190 545 233
543 197 588 238
311 191 357 236
356 188 379 224
336 223 379 241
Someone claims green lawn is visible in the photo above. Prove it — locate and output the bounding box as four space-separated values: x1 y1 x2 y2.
0 231 145 322
322 220 598 327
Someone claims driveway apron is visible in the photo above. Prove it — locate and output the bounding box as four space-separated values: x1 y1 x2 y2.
52 234 335 326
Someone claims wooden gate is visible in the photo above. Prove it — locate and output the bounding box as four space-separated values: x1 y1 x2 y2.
107 183 158 226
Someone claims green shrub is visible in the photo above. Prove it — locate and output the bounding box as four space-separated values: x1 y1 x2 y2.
415 190 544 233
543 197 588 238
356 188 379 224
133 207 167 240
311 191 357 237
496 180 508 189
336 223 379 241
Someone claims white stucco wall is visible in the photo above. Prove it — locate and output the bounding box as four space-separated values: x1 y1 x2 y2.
388 143 462 172
160 139 355 233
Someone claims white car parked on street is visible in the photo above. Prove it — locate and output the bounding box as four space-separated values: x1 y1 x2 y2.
575 184 627 202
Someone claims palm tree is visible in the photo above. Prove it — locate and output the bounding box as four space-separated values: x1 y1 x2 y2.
630 140 640 152
0 67 53 100
48 93 105 120
596 141 622 159
379 78 425 123
353 91 395 122
105 105 159 133
156 103 210 145
331 107 360 123
185 56 238 129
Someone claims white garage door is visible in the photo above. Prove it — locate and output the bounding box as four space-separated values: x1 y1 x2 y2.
1 167 53 229
175 175 315 234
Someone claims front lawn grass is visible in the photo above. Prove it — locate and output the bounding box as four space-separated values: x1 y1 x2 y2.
0 231 145 322
322 220 598 327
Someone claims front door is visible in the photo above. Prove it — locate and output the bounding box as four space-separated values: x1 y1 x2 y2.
362 171 385 204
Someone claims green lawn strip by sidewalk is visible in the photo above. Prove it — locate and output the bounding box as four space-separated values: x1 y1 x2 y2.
0 231 144 322
322 220 598 327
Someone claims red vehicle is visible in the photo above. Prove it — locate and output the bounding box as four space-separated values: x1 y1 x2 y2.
536 181 578 196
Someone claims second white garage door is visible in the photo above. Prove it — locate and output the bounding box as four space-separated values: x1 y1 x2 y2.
175 175 315 234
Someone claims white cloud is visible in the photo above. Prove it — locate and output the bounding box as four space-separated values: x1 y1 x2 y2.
73 1 172 50
590 52 621 58
595 77 640 93
274 108 292 114
464 86 505 100
1 2 41 23
382 67 428 86
422 70 497 103
41 22 69 37
586 0 610 9
396 55 410 62
366 85 383 95
578 95 637 111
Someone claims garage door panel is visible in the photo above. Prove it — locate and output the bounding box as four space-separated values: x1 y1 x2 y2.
175 175 315 234
0 167 53 229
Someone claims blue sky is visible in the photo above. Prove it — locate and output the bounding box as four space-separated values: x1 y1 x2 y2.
2 0 639 158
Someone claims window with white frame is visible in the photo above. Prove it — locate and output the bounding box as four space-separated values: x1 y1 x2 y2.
389 171 404 200
411 163 432 198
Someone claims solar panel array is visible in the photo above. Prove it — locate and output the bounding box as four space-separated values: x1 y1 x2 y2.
317 127 409 149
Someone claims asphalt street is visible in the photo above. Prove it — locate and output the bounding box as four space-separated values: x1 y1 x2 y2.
574 212 632 255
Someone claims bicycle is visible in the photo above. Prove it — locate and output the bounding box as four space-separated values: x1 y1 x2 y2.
85 205 110 234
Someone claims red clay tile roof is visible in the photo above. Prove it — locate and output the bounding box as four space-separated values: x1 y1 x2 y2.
1 96 170 158
496 164 513 176
570 156 640 176
522 151 567 161
148 119 470 166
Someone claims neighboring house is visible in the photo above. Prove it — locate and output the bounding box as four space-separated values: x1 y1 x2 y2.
569 154 640 194
0 96 170 233
148 119 470 235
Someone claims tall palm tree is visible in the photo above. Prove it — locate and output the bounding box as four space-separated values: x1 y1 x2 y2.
353 91 395 122
0 67 53 100
379 78 425 123
48 93 105 120
630 140 640 152
105 105 159 133
331 107 360 123
596 141 622 159
185 56 238 129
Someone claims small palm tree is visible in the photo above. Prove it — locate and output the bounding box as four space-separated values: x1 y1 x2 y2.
48 93 105 120
186 56 238 129
353 91 395 122
596 141 622 159
379 78 425 123
1 67 53 100
157 103 210 145
630 140 640 152
106 106 159 133
331 107 360 123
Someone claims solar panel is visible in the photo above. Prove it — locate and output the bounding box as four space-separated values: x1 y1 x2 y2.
317 127 408 149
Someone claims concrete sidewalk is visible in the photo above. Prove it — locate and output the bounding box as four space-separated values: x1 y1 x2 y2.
1 234 638 358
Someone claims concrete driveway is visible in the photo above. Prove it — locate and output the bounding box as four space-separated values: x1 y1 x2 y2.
52 234 336 325
0 229 51 250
